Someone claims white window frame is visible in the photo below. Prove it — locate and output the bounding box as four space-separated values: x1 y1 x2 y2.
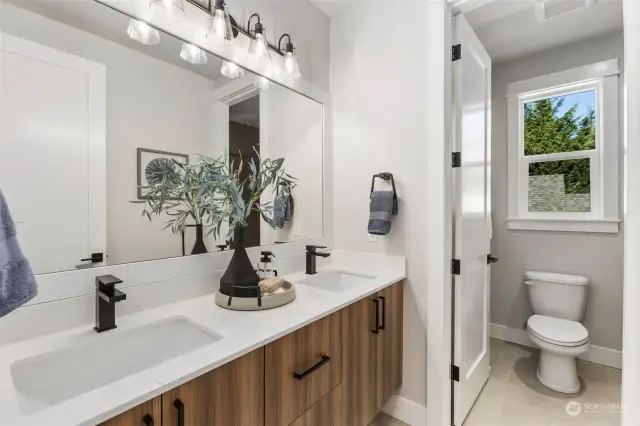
506 59 620 233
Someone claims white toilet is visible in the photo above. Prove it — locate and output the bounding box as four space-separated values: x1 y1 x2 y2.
525 271 590 394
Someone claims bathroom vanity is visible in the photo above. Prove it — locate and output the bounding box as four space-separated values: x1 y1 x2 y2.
103 281 402 426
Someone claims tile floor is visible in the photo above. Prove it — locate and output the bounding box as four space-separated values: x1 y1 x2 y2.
369 412 409 426
464 338 622 426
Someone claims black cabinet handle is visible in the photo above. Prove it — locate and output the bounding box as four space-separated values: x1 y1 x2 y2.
372 298 380 334
487 255 499 264
142 415 154 426
378 296 386 330
174 399 185 426
293 355 331 380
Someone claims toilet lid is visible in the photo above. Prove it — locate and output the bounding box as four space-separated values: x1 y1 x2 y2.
527 315 589 347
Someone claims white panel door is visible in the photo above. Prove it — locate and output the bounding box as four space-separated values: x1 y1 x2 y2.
452 14 492 426
0 34 106 274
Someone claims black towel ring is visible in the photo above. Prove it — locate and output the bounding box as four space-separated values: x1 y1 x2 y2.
370 172 399 215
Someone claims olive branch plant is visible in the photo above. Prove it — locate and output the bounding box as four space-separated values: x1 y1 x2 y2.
133 151 297 241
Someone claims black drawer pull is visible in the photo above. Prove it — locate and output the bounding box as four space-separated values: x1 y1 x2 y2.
293 355 331 380
378 296 386 330
372 298 380 334
174 399 185 426
142 415 154 426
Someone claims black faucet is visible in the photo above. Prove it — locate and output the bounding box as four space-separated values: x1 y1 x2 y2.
94 275 126 333
306 245 331 275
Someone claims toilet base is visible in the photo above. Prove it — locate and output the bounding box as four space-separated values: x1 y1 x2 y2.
536 348 581 394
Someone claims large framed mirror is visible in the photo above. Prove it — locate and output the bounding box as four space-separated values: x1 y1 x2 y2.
0 0 325 276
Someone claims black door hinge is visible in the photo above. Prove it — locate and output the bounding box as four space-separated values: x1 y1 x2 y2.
452 44 461 61
452 152 461 168
452 259 461 275
451 365 460 382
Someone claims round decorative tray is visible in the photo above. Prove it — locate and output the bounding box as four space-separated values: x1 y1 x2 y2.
214 280 296 311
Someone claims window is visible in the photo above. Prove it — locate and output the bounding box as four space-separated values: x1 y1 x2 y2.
507 60 620 233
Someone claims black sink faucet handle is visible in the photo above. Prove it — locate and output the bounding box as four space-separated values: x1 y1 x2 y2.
306 245 328 253
96 274 123 290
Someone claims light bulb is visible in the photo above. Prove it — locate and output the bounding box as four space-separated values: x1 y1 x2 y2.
127 19 160 45
180 43 208 64
255 76 270 90
149 0 186 22
207 8 234 43
221 61 244 79
247 23 272 65
283 51 301 79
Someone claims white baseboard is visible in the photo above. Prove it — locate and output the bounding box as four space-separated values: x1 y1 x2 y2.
490 323 622 369
381 395 427 426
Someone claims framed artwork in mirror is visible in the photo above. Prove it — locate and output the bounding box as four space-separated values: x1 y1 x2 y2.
137 148 189 200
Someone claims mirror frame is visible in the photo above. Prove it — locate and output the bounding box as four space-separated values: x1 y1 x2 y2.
13 0 332 305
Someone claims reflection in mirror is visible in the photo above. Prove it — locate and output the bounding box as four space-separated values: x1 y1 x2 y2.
0 0 323 275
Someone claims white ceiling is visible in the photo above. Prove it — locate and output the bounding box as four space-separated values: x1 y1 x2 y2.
5 0 225 81
309 0 350 18
465 0 623 63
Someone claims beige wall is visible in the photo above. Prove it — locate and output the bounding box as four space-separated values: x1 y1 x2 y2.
491 31 625 350
331 0 429 407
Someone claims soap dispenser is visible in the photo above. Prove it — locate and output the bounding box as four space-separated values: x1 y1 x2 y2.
257 251 277 279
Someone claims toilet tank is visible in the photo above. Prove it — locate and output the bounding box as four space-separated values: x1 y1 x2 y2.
525 271 589 321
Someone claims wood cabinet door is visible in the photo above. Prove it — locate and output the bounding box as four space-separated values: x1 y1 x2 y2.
345 295 379 426
265 310 345 426
376 281 404 409
100 397 161 426
289 382 346 426
162 348 264 426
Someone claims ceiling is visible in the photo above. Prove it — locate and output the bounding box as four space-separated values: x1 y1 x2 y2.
4 0 225 81
465 0 623 63
309 0 349 18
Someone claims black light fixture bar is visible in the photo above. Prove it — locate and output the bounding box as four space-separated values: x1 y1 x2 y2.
184 0 286 57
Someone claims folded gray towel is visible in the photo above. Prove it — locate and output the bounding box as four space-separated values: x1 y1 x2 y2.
368 191 395 235
0 189 37 318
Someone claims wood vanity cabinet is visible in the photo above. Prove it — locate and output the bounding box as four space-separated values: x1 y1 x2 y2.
346 282 404 426
101 281 403 426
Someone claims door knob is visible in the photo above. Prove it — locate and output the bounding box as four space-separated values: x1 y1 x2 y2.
487 255 499 264
81 253 104 263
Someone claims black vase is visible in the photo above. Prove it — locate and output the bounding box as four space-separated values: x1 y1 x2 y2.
191 224 208 255
219 227 260 298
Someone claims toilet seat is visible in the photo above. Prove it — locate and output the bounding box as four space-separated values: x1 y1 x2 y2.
527 315 589 347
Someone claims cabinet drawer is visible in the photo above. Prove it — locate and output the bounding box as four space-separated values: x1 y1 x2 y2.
265 310 346 426
100 397 161 426
289 383 346 426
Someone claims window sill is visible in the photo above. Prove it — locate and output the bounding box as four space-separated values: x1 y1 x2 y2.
506 218 620 234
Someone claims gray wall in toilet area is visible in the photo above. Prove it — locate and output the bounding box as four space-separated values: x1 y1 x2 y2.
490 31 624 351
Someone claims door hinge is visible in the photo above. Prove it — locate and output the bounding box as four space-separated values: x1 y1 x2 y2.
452 44 462 61
452 259 461 275
452 152 461 168
451 365 460 382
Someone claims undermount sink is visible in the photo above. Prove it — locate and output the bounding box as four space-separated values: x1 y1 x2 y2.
297 270 377 293
11 317 221 412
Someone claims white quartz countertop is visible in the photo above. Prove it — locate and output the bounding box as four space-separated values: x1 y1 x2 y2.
0 252 405 426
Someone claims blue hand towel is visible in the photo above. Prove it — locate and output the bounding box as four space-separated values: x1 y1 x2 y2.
368 191 395 236
0 189 38 318
273 194 294 229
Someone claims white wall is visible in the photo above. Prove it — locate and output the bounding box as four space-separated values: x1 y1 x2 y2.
1 4 217 266
491 31 625 350
331 0 429 408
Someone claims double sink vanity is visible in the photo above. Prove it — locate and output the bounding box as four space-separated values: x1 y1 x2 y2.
0 252 406 426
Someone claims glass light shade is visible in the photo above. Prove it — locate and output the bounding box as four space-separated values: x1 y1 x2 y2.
221 61 244 79
127 19 160 45
247 32 272 64
149 0 186 21
180 43 208 64
255 76 270 90
283 51 301 79
207 8 234 43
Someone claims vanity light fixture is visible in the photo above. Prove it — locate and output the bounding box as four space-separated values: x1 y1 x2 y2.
127 18 160 45
278 34 301 79
180 43 208 64
207 0 234 43
149 0 186 22
246 14 272 65
221 60 244 79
